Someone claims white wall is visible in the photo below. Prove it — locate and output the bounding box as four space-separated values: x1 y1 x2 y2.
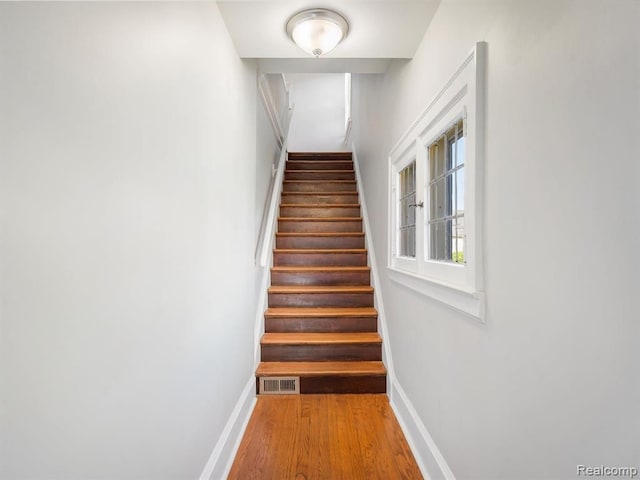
287 74 349 152
0 3 265 479
352 0 640 478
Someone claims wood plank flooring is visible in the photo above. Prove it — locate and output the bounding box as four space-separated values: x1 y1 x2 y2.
228 394 423 480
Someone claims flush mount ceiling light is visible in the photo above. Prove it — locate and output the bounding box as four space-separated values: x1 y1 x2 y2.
286 8 349 58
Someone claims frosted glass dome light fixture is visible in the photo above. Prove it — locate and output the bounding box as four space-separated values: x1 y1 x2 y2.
286 8 349 58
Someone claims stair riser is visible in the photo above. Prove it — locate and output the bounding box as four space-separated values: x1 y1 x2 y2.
265 316 377 333
276 235 365 249
283 182 357 193
255 375 386 395
281 193 359 205
300 375 386 394
285 171 355 181
273 252 367 266
280 206 360 218
268 292 374 308
278 220 362 233
261 344 382 362
271 270 370 286
286 161 353 171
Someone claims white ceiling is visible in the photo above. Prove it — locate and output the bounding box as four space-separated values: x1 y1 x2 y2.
217 0 440 72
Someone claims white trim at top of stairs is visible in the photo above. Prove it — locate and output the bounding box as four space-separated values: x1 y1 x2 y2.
390 379 456 480
198 376 256 480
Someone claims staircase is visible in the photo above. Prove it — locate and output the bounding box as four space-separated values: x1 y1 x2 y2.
256 152 386 394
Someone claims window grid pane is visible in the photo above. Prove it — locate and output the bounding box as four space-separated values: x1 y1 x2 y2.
398 161 416 258
427 119 465 263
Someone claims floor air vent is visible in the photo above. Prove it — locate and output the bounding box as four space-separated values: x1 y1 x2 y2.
259 376 300 394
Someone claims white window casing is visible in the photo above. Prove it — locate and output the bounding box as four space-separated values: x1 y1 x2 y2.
388 42 486 322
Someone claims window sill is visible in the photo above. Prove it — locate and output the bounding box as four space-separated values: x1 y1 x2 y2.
387 267 485 323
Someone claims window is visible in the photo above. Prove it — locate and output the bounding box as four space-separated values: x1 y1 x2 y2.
388 43 486 321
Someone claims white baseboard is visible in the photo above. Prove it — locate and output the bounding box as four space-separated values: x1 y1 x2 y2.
198 377 256 480
390 379 456 480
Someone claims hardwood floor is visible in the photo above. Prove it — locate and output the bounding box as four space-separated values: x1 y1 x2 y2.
228 394 423 480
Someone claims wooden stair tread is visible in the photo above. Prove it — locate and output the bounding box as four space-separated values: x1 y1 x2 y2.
281 192 357 195
265 307 378 317
288 152 352 156
268 285 373 293
278 217 362 221
276 232 364 237
287 156 352 160
284 180 356 182
271 266 369 272
286 161 353 165
285 169 355 173
262 332 381 345
280 193 359 197
280 204 360 207
274 248 366 253
256 361 386 377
